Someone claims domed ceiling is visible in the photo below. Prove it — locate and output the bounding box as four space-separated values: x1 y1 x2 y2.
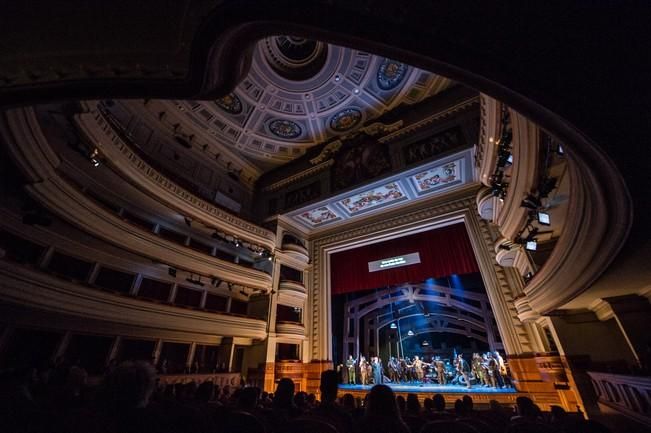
108 36 454 186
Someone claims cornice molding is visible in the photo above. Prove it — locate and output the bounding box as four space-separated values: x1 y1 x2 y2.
261 160 334 192
379 96 479 142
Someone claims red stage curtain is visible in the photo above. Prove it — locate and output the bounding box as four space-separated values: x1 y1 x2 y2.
330 223 479 295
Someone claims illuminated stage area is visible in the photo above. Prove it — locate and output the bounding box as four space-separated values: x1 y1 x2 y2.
339 383 517 394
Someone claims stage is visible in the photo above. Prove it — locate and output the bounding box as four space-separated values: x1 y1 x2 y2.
338 383 520 407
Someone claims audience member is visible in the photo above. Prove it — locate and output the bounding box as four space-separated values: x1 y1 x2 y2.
353 385 410 433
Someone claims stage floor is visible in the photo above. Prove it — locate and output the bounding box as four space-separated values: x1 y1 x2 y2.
339 383 517 394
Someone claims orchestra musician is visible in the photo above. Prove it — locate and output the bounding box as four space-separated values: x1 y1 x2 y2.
455 353 472 389
434 356 446 385
359 355 370 385
345 355 357 385
388 356 400 383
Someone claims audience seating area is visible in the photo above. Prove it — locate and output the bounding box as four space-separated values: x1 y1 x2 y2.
0 362 607 433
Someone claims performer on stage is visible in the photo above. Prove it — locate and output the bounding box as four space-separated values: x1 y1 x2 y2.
411 355 426 382
434 356 446 385
346 355 357 385
388 356 400 383
486 352 498 388
359 355 370 385
371 356 383 384
455 353 472 389
472 353 487 387
494 351 507 387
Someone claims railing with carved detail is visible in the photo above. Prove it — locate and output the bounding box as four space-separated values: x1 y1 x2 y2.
587 371 651 426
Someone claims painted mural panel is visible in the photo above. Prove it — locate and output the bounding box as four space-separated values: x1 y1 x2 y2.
338 182 407 215
409 159 463 195
295 206 340 227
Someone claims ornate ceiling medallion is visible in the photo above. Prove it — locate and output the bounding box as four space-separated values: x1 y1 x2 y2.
377 58 408 90
330 108 362 132
269 119 302 139
215 93 243 114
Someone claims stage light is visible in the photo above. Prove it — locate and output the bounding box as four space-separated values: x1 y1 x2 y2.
407 330 414 336
557 144 565 156
507 154 513 165
421 341 429 346
525 240 538 251
537 211 551 225
234 239 240 247
390 323 397 329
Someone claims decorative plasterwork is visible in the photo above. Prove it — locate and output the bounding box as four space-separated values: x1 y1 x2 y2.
75 107 276 249
285 148 473 232
378 97 479 143
137 40 453 177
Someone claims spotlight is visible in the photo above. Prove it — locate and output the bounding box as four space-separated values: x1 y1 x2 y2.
557 144 565 156
421 341 430 346
234 239 240 247
507 154 513 165
525 240 538 251
168 267 177 277
407 330 414 336
521 194 542 210
537 211 551 226
390 323 397 329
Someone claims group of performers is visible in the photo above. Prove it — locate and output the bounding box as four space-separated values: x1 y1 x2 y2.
340 351 509 389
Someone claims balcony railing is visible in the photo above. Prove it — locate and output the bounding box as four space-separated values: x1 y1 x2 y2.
587 371 651 426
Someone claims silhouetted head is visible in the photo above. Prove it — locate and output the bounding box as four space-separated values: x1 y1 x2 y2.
406 393 421 414
342 393 355 411
319 369 339 403
273 378 295 409
462 394 473 412
433 393 446 411
104 361 156 410
366 384 402 419
237 386 260 410
396 394 406 413
515 396 538 419
454 398 466 417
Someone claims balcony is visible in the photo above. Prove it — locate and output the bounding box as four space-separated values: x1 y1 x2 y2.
278 280 307 302
587 371 651 427
275 321 306 338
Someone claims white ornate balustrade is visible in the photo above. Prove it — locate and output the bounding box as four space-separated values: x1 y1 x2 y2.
587 371 651 426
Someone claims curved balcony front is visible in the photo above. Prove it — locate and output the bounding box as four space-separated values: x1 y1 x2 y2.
275 321 307 339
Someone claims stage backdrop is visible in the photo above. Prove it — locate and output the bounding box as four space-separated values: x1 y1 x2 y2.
330 223 479 294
